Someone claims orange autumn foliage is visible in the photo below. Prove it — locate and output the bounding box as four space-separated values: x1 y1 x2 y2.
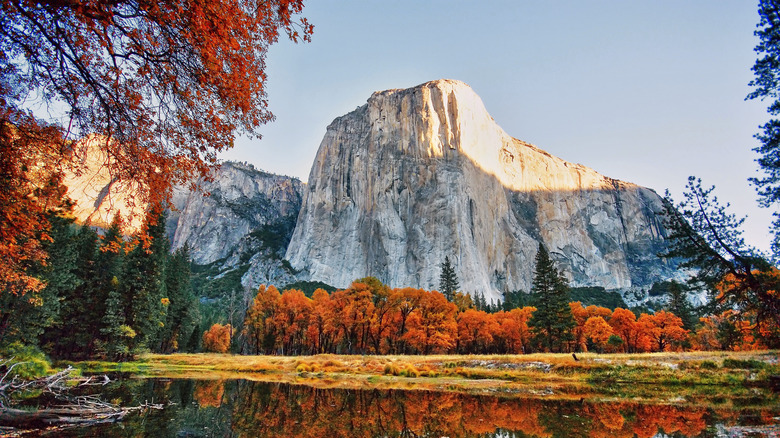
403 291 458 354
228 381 714 438
637 311 688 352
493 307 535 353
583 316 614 352
202 323 232 353
239 280 770 355
456 309 499 354
608 308 640 352
193 380 226 408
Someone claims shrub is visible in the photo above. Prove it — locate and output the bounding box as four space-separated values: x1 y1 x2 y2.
399 364 420 378
296 362 321 373
0 343 54 380
722 358 766 370
699 360 718 370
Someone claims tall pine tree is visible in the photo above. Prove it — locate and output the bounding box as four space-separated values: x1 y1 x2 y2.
158 245 199 353
439 256 459 301
3 215 79 348
661 280 696 331
527 244 575 352
50 225 101 358
120 208 170 352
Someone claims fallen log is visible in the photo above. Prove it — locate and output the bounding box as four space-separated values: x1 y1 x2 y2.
0 401 163 431
0 365 163 433
0 406 124 429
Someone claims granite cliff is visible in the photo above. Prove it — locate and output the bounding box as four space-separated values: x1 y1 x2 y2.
286 79 677 301
65 155 304 289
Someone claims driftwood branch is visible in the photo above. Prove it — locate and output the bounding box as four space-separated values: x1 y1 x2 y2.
0 365 163 434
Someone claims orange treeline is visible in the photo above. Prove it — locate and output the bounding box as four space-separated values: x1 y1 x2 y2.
233 280 764 355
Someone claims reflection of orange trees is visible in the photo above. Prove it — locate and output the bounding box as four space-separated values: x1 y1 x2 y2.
631 405 707 438
227 381 715 438
193 380 225 408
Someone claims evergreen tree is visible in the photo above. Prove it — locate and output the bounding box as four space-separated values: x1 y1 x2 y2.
502 290 527 311
159 245 199 353
527 244 575 352
474 291 487 311
120 208 170 352
664 281 696 330
96 216 130 358
439 256 459 301
2 215 79 348
747 0 780 256
51 225 101 358
661 179 779 346
101 280 135 360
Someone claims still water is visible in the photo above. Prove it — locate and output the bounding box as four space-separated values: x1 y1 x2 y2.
19 377 780 437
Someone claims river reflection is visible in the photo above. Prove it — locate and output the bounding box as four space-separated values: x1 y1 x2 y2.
45 378 779 438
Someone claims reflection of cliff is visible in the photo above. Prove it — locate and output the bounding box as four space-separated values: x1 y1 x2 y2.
288 79 677 301
229 381 714 438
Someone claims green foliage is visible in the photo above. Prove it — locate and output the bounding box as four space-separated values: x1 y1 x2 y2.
158 245 200 353
439 256 459 301
281 280 336 297
0 342 53 380
1 207 197 361
0 215 77 347
699 360 719 370
501 289 528 311
663 281 696 330
607 335 624 348
120 210 170 352
247 215 298 258
192 262 249 300
747 0 780 256
568 286 627 309
722 358 767 370
528 244 575 352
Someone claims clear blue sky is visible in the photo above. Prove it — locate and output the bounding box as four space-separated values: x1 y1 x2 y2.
221 1 773 252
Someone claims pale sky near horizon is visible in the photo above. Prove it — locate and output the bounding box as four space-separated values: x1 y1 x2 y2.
221 1 774 253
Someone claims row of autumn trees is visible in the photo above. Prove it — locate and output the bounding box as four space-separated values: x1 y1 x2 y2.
233 283 687 355
200 244 771 356
0 209 199 360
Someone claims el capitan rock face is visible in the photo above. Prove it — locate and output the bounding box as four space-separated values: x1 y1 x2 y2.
286 79 675 301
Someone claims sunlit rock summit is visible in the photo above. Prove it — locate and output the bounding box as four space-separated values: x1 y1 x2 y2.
287 79 676 301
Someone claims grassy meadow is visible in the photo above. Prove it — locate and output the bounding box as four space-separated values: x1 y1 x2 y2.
70 350 779 405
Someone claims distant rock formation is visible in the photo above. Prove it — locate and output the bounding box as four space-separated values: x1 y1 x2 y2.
286 79 677 301
64 151 304 289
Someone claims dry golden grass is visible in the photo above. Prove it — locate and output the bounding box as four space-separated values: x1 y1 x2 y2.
137 350 778 388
